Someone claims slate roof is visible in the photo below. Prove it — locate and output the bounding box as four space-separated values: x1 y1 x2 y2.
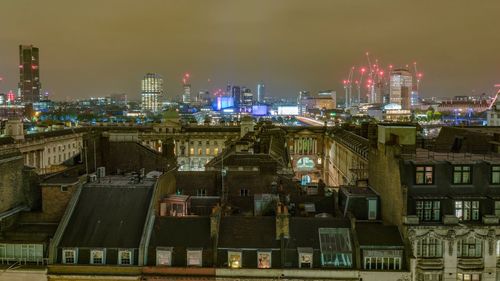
356 222 404 247
218 216 279 249
59 186 152 248
149 217 212 248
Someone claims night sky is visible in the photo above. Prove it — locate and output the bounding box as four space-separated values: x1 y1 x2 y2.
1 0 499 101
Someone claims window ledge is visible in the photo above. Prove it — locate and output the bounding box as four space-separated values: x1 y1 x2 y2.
451 184 474 188
413 184 437 188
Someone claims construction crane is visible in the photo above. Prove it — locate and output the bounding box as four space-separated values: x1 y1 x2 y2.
343 67 354 108
488 84 500 110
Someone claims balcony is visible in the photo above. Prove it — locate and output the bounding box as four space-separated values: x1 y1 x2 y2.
416 258 444 270
457 258 484 270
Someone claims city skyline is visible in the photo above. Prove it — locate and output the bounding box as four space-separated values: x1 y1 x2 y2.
0 0 499 101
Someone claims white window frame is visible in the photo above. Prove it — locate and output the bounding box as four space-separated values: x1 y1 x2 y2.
362 250 402 270
156 247 172 266
228 250 242 268
118 249 133 265
62 248 77 264
257 250 272 269
187 249 202 267
298 247 313 268
416 237 443 258
90 249 105 265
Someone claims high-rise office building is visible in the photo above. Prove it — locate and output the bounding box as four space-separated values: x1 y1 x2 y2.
141 73 164 113
182 84 191 104
389 69 412 109
18 45 42 103
242 88 253 107
231 86 241 106
257 83 265 103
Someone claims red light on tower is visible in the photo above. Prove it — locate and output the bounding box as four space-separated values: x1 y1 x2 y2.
360 68 366 73
343 80 347 85
19 64 23 68
417 73 423 78
379 71 384 76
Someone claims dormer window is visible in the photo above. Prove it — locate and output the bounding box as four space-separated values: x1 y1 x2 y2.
298 247 313 268
118 249 133 265
453 165 472 184
415 166 433 185
492 166 500 184
156 247 172 266
228 250 242 268
187 249 202 267
90 249 105 264
62 248 77 264
257 251 271 269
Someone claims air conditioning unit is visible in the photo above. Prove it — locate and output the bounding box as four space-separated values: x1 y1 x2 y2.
96 166 106 178
88 174 97 182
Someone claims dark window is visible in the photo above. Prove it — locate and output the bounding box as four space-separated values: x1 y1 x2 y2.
240 189 249 197
196 189 207 196
416 200 440 221
453 165 472 184
415 166 434 185
492 166 500 184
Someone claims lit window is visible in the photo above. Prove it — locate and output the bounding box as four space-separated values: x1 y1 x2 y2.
417 273 442 281
416 238 443 258
415 201 440 221
118 250 133 265
190 148 194 156
156 247 172 266
298 247 313 268
453 165 472 184
206 148 210 155
455 201 479 221
228 251 242 268
63 249 77 264
492 166 500 184
415 166 433 185
187 249 202 266
495 201 500 217
214 148 219 155
257 251 271 269
90 249 105 264
457 237 482 257
197 148 202 155
363 250 402 270
457 273 480 281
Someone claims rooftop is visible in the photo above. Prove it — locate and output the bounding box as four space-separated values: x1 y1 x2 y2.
59 186 153 248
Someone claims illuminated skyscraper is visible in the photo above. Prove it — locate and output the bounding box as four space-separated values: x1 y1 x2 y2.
182 84 191 104
141 73 164 113
257 83 265 103
242 88 253 107
389 69 412 109
18 45 41 103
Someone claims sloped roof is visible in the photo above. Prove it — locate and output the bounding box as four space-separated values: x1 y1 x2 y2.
149 217 212 248
59 186 152 248
218 216 279 249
